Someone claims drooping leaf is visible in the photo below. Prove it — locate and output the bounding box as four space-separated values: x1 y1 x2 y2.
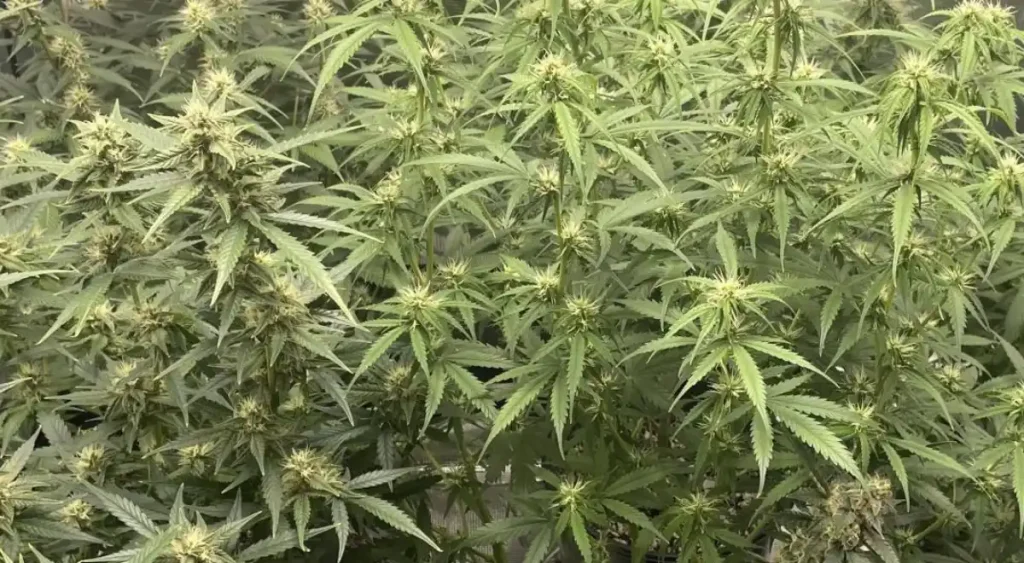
772 405 861 479
345 494 441 551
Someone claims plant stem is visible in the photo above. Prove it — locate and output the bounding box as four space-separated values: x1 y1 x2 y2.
770 0 783 78
556 153 568 294
762 0 784 153
426 218 436 283
454 424 508 563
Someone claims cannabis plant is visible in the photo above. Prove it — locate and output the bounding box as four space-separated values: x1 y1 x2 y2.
2 0 1024 562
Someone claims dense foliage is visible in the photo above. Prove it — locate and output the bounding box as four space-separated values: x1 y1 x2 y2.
2 0 1024 562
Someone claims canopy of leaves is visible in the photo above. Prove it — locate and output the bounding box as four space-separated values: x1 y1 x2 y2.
1 0 1024 563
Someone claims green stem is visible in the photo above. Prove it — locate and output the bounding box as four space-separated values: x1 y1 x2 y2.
770 0 783 78
556 154 568 294
761 0 784 153
425 218 436 284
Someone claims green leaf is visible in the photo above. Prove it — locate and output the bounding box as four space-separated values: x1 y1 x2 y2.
438 366 492 419
521 526 554 563
311 370 355 426
331 500 349 563
84 484 160 539
268 127 357 154
422 174 518 228
0 270 70 289
774 186 790 264
291 328 349 371
741 337 826 377
28 545 56 563
39 274 112 344
462 517 547 547
819 289 843 352
592 139 668 192
890 182 914 277
716 223 738 278
294 495 311 551
310 24 381 119
772 405 861 479
604 465 673 497
566 335 586 405
987 219 1015 277
751 412 773 496
423 365 448 433
554 102 584 187
551 371 569 456
570 510 592 563
1014 448 1024 537
865 533 901 563
881 442 910 511
601 499 662 537
753 469 810 519
732 345 766 418
262 464 284 537
125 529 176 563
390 20 425 85
266 211 379 242
348 467 422 490
211 222 248 304
0 428 38 476
356 327 405 377
888 437 972 479
250 215 356 324
768 395 857 422
483 372 553 452
611 225 691 266
345 494 441 551
237 527 332 562
144 182 200 243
